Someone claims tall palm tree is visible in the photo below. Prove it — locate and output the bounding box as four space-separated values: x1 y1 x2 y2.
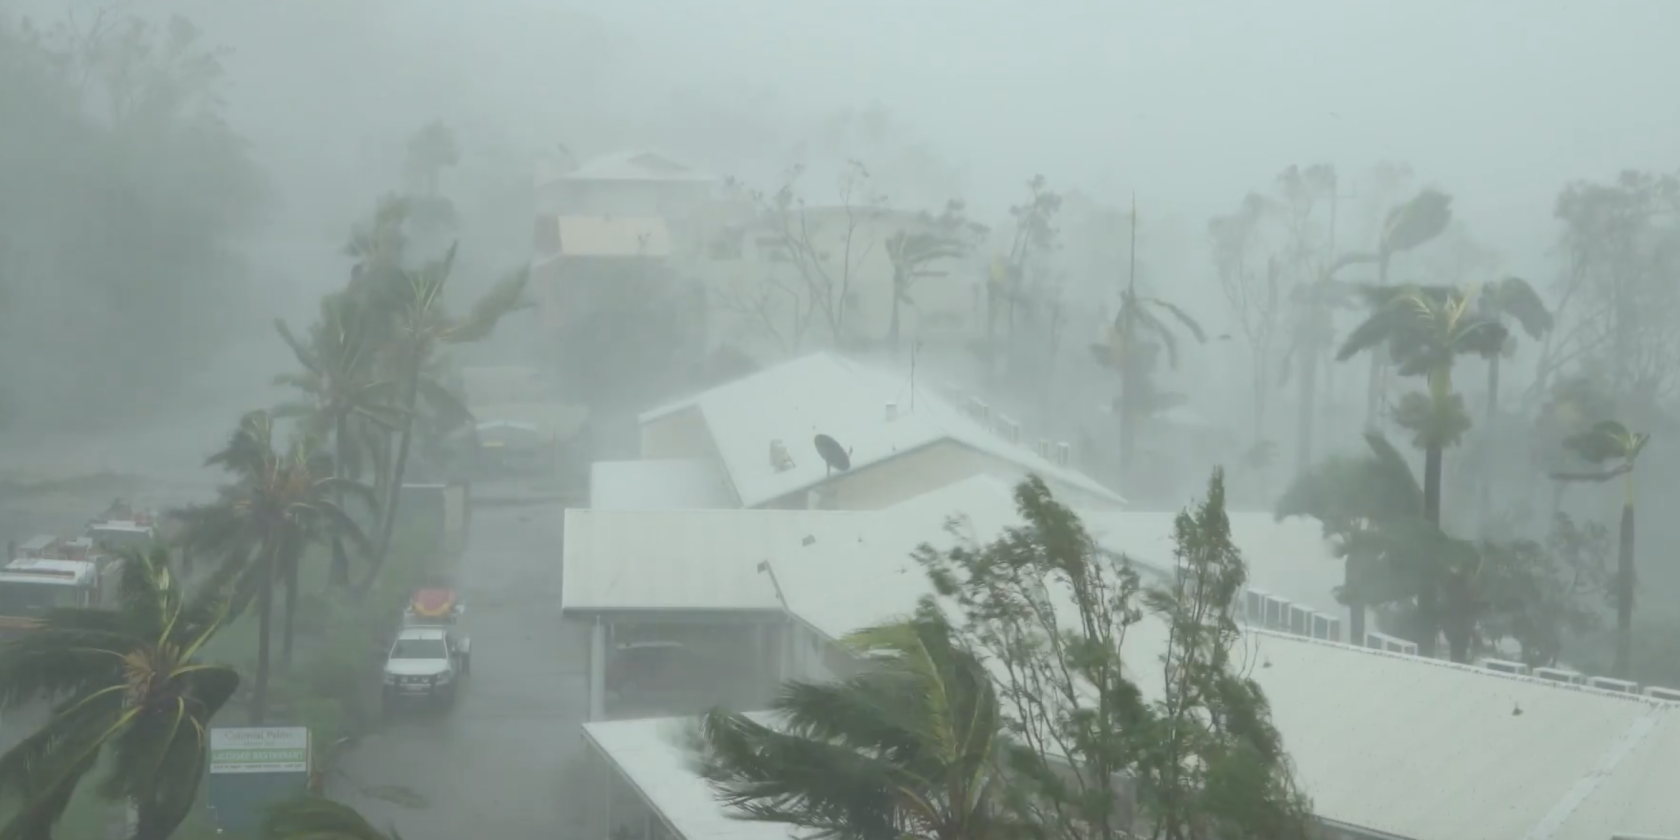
1336 284 1506 656
1472 277 1553 529
884 204 980 356
274 293 402 588
179 411 372 723
692 606 1005 840
359 245 528 597
1091 205 1206 484
262 796 402 840
1340 190 1456 425
1550 420 1649 678
1278 256 1364 472
0 547 240 840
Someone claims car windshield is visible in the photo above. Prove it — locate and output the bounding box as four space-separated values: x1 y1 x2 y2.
391 638 448 660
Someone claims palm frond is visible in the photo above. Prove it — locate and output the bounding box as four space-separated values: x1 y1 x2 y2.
1381 189 1453 254
1148 298 1208 343
1484 276 1553 339
444 266 531 344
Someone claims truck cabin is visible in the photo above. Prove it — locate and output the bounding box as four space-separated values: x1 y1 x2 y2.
14 535 99 563
0 560 97 623
87 520 157 551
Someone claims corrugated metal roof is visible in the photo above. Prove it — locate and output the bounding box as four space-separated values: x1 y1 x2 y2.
560 508 878 613
590 459 739 510
552 216 672 257
584 715 797 840
473 402 590 440
638 353 1125 509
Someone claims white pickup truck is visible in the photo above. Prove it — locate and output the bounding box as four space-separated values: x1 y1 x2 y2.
381 625 471 713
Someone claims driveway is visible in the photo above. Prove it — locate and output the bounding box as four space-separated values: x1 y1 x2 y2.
329 499 595 840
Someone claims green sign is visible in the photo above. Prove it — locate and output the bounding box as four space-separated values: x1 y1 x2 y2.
209 727 310 774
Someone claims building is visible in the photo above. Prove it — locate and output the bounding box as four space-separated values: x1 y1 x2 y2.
634 351 1125 511
572 474 1680 840
536 150 718 219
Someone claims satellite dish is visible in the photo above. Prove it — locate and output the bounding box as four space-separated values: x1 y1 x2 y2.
813 434 851 475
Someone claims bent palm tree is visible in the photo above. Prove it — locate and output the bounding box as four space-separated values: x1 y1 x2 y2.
1472 277 1553 528
884 211 977 356
262 795 402 840
0 547 240 840
693 605 1005 840
274 293 401 588
1550 420 1649 678
360 245 527 597
1278 257 1364 471
1336 284 1506 657
179 411 373 722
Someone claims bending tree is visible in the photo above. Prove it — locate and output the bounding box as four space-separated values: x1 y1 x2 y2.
1279 257 1364 471
1550 420 1650 678
1336 284 1507 656
1472 277 1553 529
180 411 372 722
0 548 240 840
883 200 985 356
692 607 1004 840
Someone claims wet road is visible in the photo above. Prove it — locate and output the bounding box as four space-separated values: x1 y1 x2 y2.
330 498 595 840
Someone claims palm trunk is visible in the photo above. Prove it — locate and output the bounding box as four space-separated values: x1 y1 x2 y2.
360 355 422 598
1118 364 1138 489
1418 444 1444 658
1364 255 1392 428
1345 553 1366 645
329 412 351 588
1613 493 1635 679
1295 349 1319 472
1477 356 1500 533
281 554 300 672
887 288 903 358
251 541 277 724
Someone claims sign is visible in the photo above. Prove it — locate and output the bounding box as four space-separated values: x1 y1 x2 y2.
209 727 310 774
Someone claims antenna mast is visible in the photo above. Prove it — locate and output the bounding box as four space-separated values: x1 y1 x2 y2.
1127 192 1139 295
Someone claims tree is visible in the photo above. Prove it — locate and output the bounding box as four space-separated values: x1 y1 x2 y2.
1336 284 1507 656
273 293 401 588
922 471 1314 839
1471 277 1553 530
1339 190 1456 426
179 411 372 723
262 795 403 840
0 547 240 840
758 161 886 349
1208 192 1285 450
403 120 459 198
692 607 1005 840
1278 260 1363 471
1477 514 1609 668
883 200 986 356
359 244 528 597
982 177 1063 393
1550 420 1650 678
1092 200 1207 488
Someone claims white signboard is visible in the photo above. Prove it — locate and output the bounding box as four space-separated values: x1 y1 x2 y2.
208 727 310 774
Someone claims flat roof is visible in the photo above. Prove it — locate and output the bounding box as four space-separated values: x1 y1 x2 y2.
588 459 738 511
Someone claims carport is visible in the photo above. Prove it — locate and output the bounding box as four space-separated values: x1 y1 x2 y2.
560 508 864 721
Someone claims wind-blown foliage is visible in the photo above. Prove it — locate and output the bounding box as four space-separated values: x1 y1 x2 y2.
692 606 1004 840
177 411 373 722
0 547 240 840
1550 419 1649 678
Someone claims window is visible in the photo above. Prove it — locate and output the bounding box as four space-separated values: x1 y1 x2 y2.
390 638 449 659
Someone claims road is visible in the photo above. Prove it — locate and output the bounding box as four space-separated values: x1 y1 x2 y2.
329 498 596 840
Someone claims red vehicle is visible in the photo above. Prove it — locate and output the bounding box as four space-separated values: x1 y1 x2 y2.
404 587 465 626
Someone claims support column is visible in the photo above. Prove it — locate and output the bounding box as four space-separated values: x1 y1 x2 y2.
589 618 607 721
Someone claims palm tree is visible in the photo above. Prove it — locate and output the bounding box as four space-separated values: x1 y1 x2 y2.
884 202 981 356
1336 284 1506 656
179 411 372 723
1550 420 1650 678
1340 190 1456 425
0 547 240 840
274 292 402 588
359 244 528 597
262 796 402 840
1278 257 1364 472
1472 277 1553 529
1091 204 1206 485
692 606 1005 840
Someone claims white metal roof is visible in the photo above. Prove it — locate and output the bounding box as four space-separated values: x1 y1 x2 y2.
560 508 878 613
583 715 798 840
0 557 95 584
562 150 718 183
589 459 739 510
638 353 1126 509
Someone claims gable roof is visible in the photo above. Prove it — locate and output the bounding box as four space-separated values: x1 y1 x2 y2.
564 150 717 183
638 353 1126 509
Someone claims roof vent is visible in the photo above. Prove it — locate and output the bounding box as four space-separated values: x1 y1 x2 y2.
1054 442 1072 467
966 397 991 424
1365 631 1418 656
1586 675 1641 694
1643 686 1680 702
1036 439 1054 459
1309 613 1342 643
1243 589 1270 623
1477 658 1530 676
884 401 898 423
1261 595 1291 630
1286 603 1312 636
1532 666 1585 686
995 415 1021 444
769 439 794 472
